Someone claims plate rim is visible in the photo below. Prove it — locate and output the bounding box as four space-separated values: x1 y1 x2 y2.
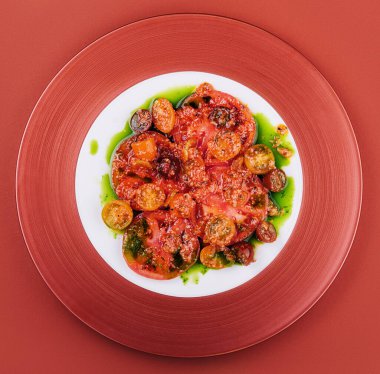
16 13 362 357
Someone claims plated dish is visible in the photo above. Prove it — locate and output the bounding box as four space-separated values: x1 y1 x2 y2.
75 71 302 297
102 82 294 280
16 15 361 356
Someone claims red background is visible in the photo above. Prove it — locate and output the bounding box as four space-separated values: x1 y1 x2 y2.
1 0 379 372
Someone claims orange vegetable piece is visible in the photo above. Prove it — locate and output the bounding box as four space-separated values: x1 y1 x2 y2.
131 137 157 161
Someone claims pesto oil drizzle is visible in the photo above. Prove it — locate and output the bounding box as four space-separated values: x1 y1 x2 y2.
180 262 209 285
90 139 99 155
100 86 296 284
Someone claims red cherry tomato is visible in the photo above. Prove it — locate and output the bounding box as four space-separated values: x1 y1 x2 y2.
262 168 287 192
256 221 277 243
130 109 152 133
231 242 254 266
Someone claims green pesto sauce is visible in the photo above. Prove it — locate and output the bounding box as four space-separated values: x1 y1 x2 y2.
249 176 295 247
90 139 99 155
249 113 296 247
254 113 295 168
105 85 196 164
105 127 133 165
270 176 295 230
100 173 117 205
180 262 209 285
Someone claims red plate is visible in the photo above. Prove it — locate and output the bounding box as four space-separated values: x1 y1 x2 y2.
16 14 362 356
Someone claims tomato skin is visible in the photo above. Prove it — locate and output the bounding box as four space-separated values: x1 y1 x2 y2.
209 131 241 161
131 137 157 161
101 200 133 231
111 131 184 192
152 98 176 133
234 215 259 242
209 107 234 128
122 212 200 279
262 168 287 192
196 82 214 96
182 155 209 188
200 244 235 269
115 176 144 201
204 214 237 246
231 242 254 266
244 144 275 174
133 183 166 211
172 83 255 158
168 193 196 220
130 109 152 133
256 221 277 242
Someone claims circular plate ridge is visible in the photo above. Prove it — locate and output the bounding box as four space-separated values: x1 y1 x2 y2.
16 14 362 357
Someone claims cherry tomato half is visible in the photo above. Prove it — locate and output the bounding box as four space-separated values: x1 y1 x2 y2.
209 131 242 161
256 221 277 243
200 244 235 269
169 193 196 219
152 98 176 133
209 107 235 128
244 144 275 174
231 242 254 266
204 214 237 246
133 183 166 211
263 168 287 192
101 200 133 231
130 109 152 133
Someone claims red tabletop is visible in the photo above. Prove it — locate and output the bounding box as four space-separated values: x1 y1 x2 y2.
1 0 379 372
